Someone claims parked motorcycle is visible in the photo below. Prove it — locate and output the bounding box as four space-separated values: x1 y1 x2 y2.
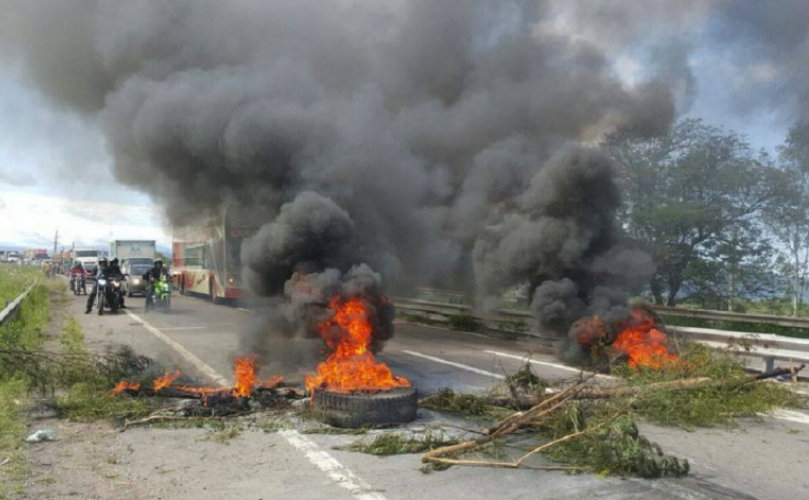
145 275 171 312
97 276 124 315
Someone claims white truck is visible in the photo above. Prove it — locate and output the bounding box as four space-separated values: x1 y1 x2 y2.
109 240 156 267
73 247 101 272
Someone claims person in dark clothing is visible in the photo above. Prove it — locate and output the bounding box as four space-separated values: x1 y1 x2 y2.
109 258 123 277
108 258 126 308
143 259 168 304
86 258 110 313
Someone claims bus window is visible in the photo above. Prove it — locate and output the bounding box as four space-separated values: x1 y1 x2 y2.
226 236 245 278
185 245 203 268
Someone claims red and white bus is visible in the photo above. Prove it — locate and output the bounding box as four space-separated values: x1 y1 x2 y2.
172 207 260 302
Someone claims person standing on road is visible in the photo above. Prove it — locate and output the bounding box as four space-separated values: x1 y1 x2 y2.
85 258 111 313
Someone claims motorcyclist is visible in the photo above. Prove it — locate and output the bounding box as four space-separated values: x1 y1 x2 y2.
109 258 123 277
143 259 169 305
108 258 126 308
69 261 87 294
86 257 110 313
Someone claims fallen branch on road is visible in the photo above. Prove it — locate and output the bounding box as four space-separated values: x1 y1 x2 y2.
417 347 806 476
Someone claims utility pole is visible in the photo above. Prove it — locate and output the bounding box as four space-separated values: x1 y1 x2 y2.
53 230 59 257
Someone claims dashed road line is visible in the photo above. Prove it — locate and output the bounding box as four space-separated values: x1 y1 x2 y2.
765 409 809 425
401 350 505 380
124 310 229 386
484 349 616 380
279 430 388 500
124 308 383 500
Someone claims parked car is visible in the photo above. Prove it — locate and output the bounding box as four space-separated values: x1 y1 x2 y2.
124 263 153 297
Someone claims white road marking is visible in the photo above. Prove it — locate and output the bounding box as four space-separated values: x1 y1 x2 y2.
401 350 505 380
279 430 388 500
765 409 809 425
484 350 616 380
235 307 252 313
158 326 207 331
124 309 383 499
124 310 230 386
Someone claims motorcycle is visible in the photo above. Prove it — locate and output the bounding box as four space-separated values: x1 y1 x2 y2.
97 276 124 315
145 275 171 312
70 274 86 295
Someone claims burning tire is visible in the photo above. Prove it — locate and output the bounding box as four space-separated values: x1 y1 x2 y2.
312 387 417 428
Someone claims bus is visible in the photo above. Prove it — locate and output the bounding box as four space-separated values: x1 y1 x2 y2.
172 206 261 302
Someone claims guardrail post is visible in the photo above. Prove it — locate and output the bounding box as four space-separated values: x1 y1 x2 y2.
764 357 774 373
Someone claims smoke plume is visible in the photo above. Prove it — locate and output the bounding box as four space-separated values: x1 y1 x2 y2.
2 0 731 361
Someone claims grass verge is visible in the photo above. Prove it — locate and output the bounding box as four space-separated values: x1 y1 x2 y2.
0 271 50 499
0 266 39 304
55 318 153 422
0 379 27 498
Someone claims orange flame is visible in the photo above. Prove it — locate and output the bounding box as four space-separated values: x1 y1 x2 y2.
153 369 180 391
112 355 283 402
112 381 141 395
232 355 257 397
611 308 676 369
305 295 411 393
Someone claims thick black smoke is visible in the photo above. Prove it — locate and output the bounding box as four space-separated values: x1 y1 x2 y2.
3 0 691 360
473 147 653 361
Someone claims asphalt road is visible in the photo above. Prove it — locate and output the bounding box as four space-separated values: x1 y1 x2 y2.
70 290 809 500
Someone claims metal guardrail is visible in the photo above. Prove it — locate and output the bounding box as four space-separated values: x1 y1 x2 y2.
410 286 809 329
654 305 809 329
393 297 809 373
0 283 37 326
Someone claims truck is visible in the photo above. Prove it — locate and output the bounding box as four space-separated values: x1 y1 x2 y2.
73 247 101 273
23 248 49 265
110 240 156 267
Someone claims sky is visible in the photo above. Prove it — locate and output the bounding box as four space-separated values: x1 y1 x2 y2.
0 1 802 254
0 66 169 250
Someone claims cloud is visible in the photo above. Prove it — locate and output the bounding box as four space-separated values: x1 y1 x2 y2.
0 190 169 249
0 165 36 186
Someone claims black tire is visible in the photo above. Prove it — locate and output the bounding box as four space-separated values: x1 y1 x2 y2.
97 297 104 316
311 387 417 428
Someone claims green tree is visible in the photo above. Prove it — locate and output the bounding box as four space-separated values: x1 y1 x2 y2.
604 119 778 307
764 121 809 317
